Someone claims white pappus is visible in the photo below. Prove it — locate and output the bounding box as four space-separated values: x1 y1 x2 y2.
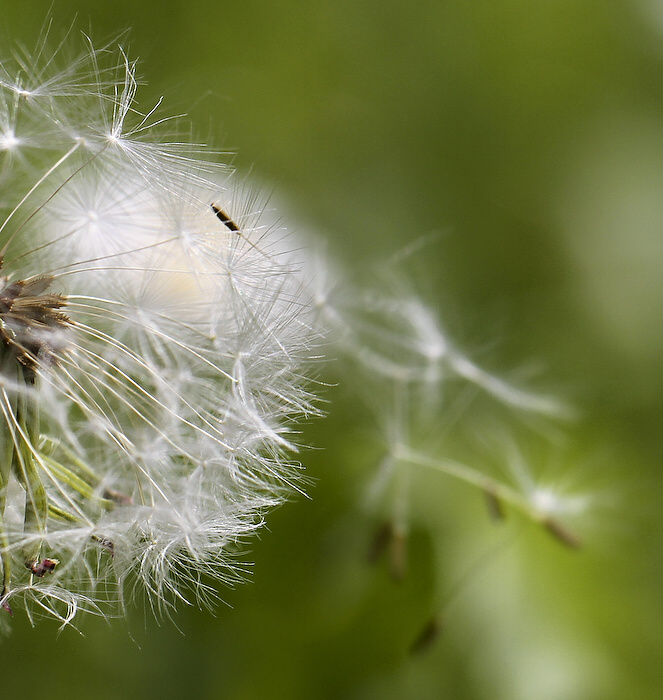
0 37 317 626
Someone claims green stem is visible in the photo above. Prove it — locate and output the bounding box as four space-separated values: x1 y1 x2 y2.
0 364 18 600
14 377 48 571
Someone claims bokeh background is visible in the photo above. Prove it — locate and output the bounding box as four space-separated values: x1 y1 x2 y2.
2 1 663 698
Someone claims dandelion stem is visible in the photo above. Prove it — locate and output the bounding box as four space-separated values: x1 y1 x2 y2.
0 422 13 604
14 380 48 571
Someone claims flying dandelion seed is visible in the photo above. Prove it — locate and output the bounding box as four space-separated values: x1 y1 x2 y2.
0 38 317 625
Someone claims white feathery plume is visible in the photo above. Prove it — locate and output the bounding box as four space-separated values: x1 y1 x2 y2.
0 38 316 625
304 239 585 578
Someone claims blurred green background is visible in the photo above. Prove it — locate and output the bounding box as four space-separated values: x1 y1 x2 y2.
2 1 663 698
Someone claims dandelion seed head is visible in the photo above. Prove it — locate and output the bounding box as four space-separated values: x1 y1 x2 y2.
0 37 318 626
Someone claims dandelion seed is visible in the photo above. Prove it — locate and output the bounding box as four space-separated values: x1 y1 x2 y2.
483 482 506 521
410 615 443 655
542 517 582 549
310 237 584 587
367 519 393 564
211 203 240 233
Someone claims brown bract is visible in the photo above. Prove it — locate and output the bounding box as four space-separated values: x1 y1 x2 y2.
0 260 69 382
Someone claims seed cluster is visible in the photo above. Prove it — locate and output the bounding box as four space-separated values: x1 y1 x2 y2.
0 262 69 382
0 41 319 626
